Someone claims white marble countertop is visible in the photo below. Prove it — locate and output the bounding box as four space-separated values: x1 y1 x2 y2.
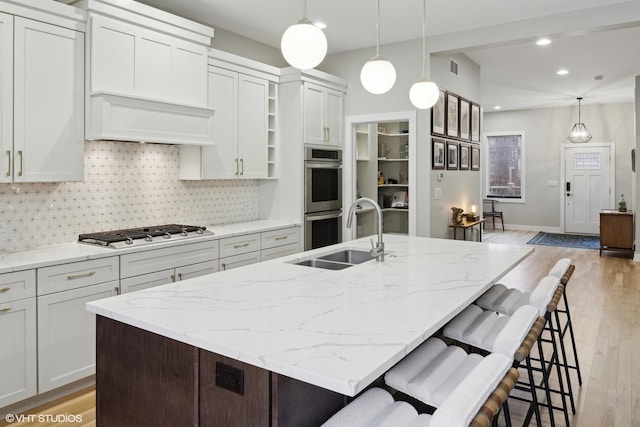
0 220 299 274
86 234 533 396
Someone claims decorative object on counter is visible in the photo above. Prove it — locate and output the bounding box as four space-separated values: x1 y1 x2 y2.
567 97 592 143
431 88 446 136
409 0 439 109
618 194 627 212
281 0 327 69
378 171 385 185
360 0 396 94
446 141 459 170
432 139 445 170
451 207 464 225
446 92 459 139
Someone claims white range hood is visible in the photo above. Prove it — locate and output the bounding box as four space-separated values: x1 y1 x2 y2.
87 92 215 145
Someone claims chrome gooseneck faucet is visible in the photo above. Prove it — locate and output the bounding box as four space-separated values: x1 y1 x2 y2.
346 197 384 262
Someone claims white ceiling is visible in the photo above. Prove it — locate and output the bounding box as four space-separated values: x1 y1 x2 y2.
113 0 640 111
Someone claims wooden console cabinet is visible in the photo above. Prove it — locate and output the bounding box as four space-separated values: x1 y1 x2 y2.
599 210 634 257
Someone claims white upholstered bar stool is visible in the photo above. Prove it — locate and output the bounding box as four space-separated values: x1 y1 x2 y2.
475 261 581 416
445 277 572 427
322 342 517 427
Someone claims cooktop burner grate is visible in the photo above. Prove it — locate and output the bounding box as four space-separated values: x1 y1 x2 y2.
78 224 207 246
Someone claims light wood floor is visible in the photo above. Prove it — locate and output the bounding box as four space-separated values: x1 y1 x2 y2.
2 230 637 426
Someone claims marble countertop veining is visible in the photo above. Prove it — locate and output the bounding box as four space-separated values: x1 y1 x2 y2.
0 220 300 274
86 234 533 396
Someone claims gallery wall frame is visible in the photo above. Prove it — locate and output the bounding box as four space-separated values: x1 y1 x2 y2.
432 138 445 170
431 88 446 136
459 98 470 141
446 92 459 139
446 141 459 170
471 145 481 171
459 143 470 170
471 103 481 142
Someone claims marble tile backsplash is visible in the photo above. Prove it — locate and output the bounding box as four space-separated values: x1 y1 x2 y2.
0 141 260 251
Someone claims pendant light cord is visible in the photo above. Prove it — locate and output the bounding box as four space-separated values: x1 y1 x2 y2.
375 0 381 57
421 0 426 78
303 0 307 18
578 97 582 123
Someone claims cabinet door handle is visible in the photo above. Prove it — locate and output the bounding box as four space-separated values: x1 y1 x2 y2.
326 127 330 142
177 273 182 281
0 287 10 292
275 236 288 241
235 158 239 176
221 263 227 271
0 306 11 312
240 158 244 176
114 286 120 296
67 271 96 280
171 274 176 282
18 150 23 177
234 242 250 248
5 150 10 177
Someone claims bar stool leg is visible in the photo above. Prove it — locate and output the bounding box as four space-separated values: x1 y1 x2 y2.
524 337 556 427
562 291 583 386
554 309 576 414
547 314 571 427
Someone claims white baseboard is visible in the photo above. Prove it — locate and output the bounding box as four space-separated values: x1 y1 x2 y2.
634 253 640 263
496 224 563 233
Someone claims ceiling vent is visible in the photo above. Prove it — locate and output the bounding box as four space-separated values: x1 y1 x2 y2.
449 58 459 76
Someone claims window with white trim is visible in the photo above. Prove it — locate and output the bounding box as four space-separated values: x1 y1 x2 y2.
485 132 525 201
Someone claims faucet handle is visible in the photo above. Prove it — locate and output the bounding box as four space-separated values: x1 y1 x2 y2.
370 238 375 250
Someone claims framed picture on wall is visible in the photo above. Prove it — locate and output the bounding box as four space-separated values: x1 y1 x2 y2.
446 141 459 170
446 92 459 139
471 103 481 142
432 139 445 170
431 88 446 136
459 143 470 170
471 145 480 171
459 98 470 141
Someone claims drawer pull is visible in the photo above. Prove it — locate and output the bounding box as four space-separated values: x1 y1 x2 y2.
275 236 288 241
0 287 10 292
67 271 96 280
177 273 183 281
233 243 250 249
0 306 11 312
171 274 176 282
221 263 227 271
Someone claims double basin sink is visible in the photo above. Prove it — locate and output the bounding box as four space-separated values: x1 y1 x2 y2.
293 249 375 270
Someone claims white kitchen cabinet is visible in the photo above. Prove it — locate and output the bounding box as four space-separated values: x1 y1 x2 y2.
0 270 36 408
90 15 208 107
180 60 277 180
219 234 261 259
37 257 119 295
219 252 262 271
261 243 299 262
303 82 344 147
0 16 84 183
120 261 218 294
219 226 301 268
37 281 116 393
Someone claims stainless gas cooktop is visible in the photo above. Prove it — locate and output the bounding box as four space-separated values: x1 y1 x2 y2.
78 224 213 249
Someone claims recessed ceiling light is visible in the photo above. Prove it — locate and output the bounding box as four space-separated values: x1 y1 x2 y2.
557 69 569 76
536 38 551 46
314 22 327 29
493 105 502 110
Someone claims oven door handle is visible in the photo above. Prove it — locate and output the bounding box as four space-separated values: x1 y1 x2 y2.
305 162 342 169
306 212 343 221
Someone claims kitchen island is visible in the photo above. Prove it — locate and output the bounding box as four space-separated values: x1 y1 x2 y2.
87 234 533 426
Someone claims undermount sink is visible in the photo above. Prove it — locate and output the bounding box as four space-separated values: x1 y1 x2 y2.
292 249 375 270
318 249 374 265
294 259 352 270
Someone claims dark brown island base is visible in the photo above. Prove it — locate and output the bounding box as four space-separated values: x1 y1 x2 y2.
96 316 346 427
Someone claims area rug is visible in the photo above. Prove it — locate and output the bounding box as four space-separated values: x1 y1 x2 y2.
527 232 600 250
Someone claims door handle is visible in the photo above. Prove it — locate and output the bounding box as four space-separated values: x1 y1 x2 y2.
5 150 10 177
565 182 571 192
18 150 23 177
240 158 244 176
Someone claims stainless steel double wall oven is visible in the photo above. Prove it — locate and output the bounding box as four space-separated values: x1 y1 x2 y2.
304 147 342 250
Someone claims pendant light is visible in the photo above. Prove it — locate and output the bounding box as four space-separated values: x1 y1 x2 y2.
567 97 592 143
409 0 439 109
281 0 327 70
360 0 396 94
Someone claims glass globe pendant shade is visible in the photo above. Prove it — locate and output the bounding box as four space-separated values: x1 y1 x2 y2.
280 19 327 70
409 79 439 109
567 123 592 143
360 56 396 95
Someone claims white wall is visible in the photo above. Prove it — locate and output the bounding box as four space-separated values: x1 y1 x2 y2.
321 41 482 238
211 27 287 67
483 102 635 230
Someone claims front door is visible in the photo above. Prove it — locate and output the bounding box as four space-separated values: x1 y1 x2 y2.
563 144 613 234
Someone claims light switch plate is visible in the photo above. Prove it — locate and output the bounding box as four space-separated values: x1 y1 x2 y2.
434 188 442 199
